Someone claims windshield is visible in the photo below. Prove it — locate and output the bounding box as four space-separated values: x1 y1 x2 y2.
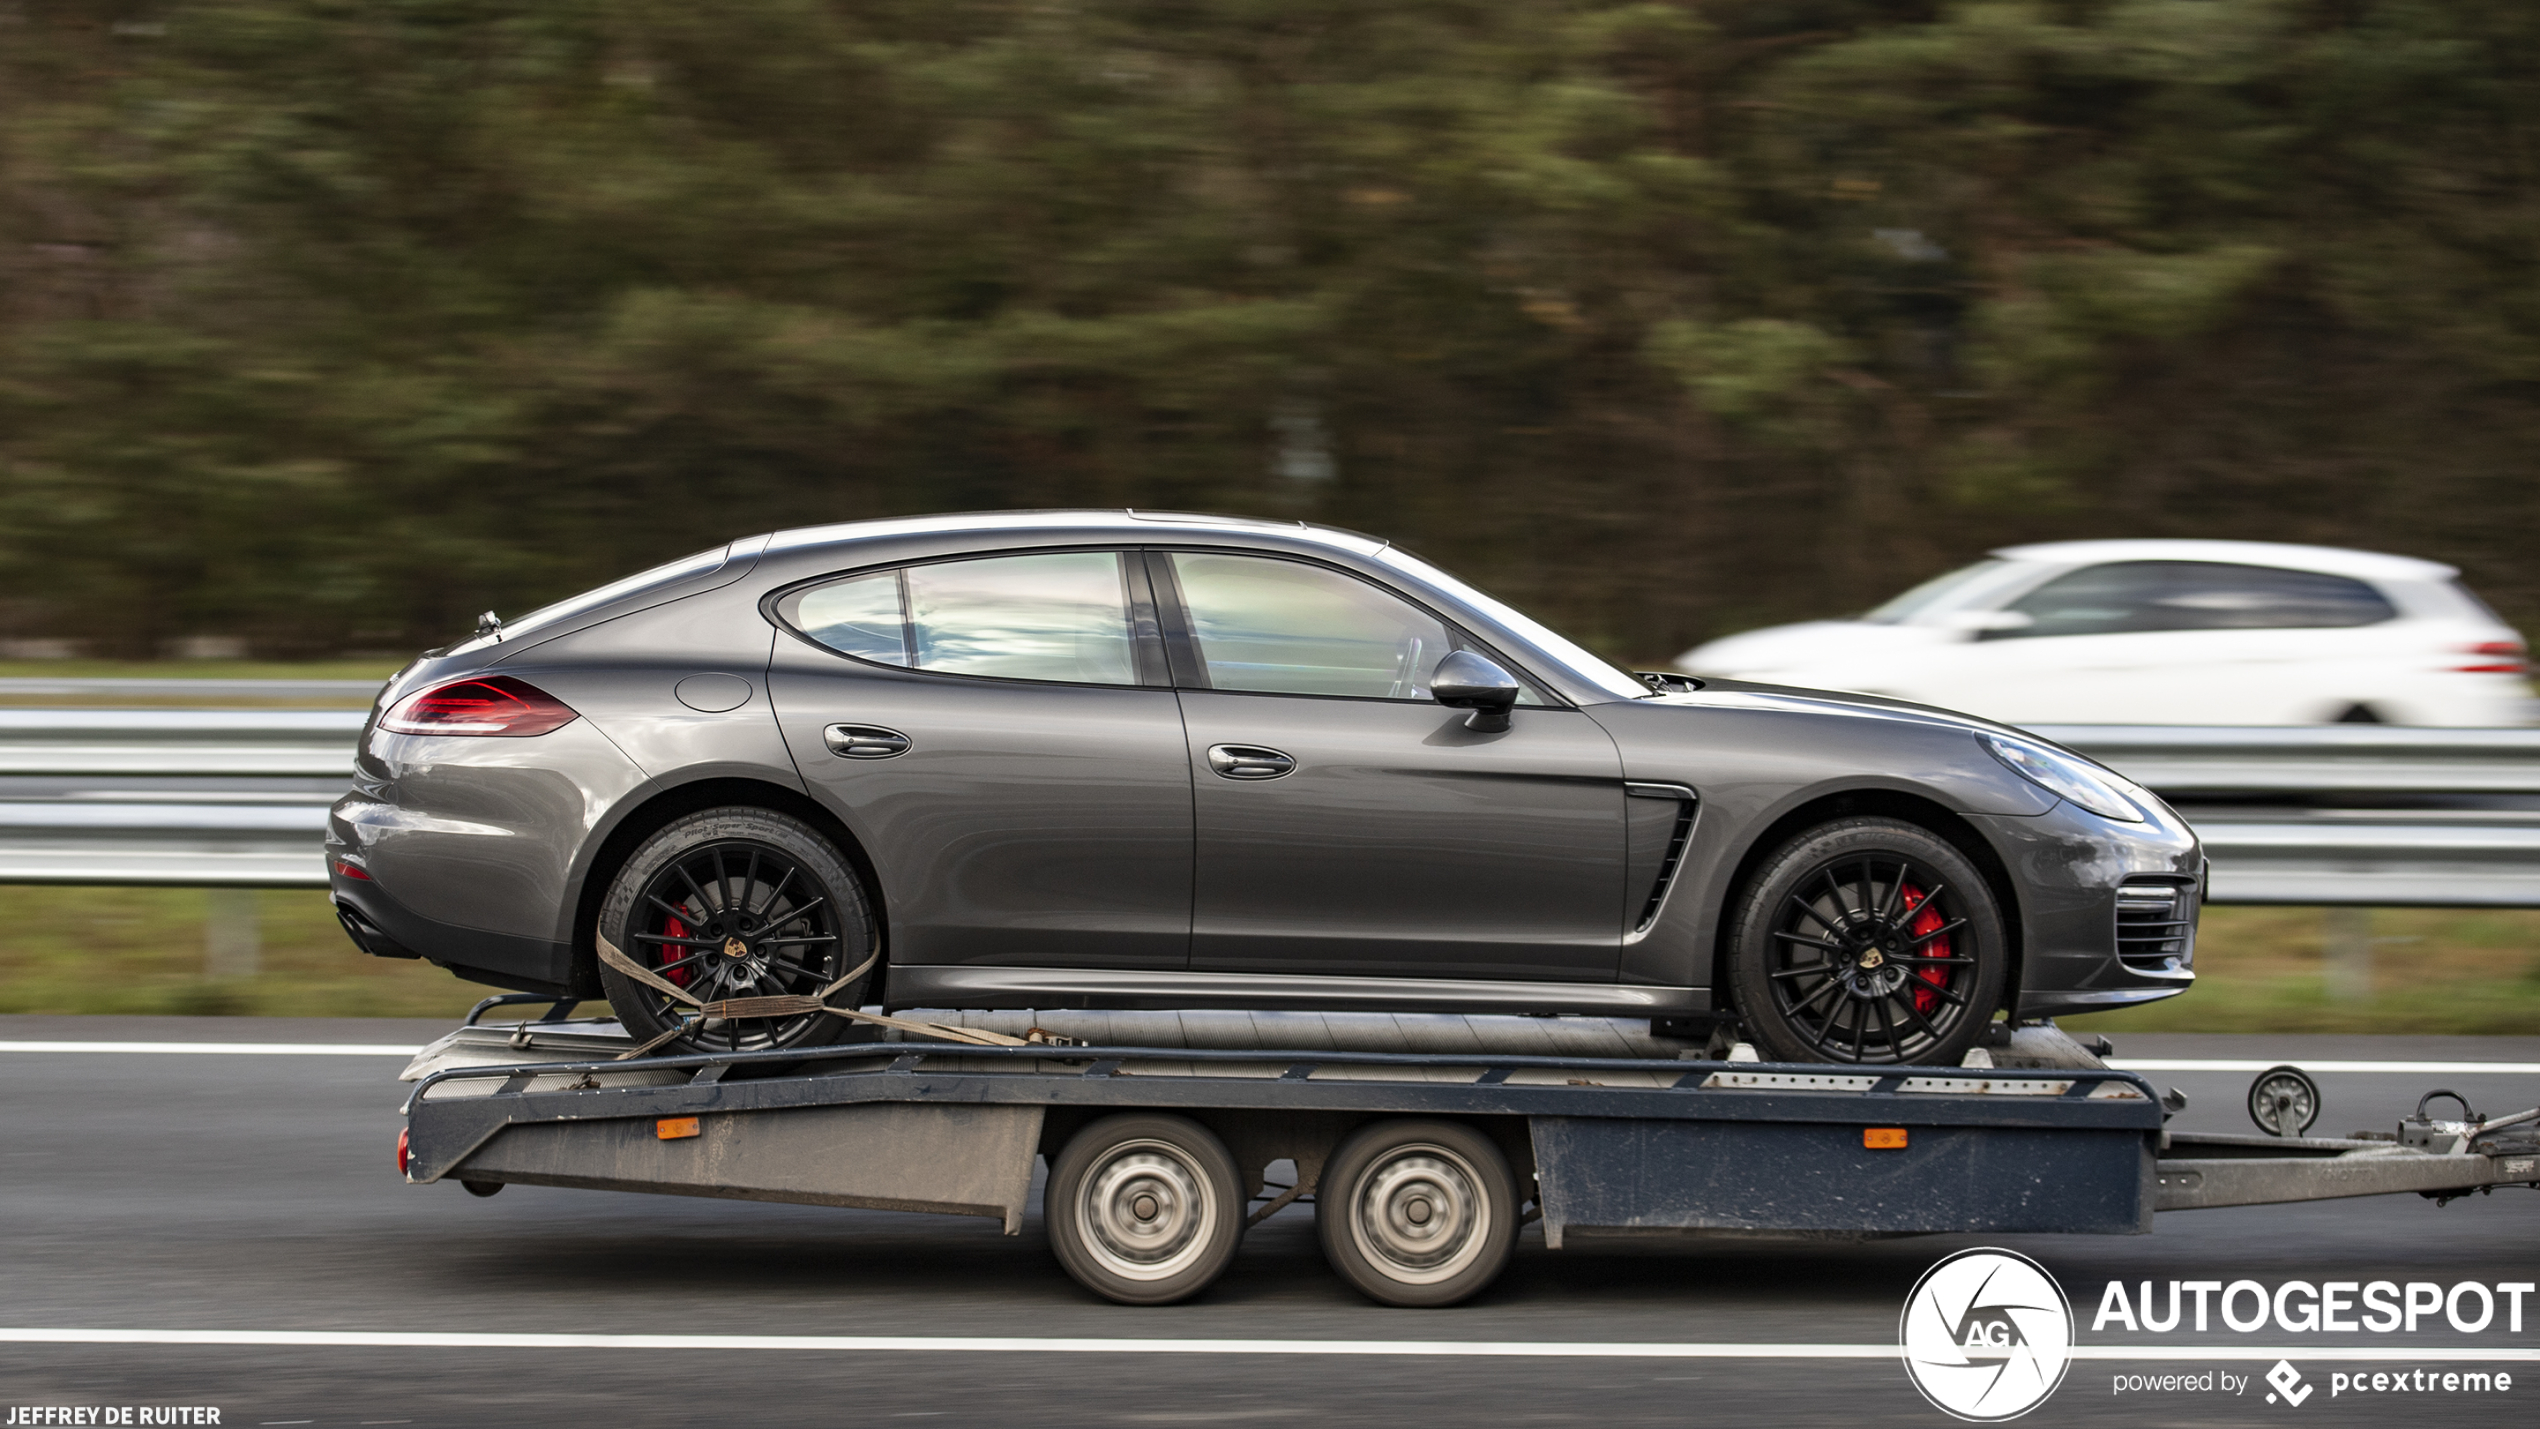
1368 546 1652 701
1863 559 2010 625
501 543 733 640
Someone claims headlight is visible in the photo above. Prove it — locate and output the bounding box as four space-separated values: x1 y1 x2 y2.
1979 734 2145 823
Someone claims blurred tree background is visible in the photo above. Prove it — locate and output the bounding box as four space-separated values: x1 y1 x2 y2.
6 0 2539 662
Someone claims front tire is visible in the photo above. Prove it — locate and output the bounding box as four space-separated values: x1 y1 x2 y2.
594 807 875 1054
1726 817 2006 1067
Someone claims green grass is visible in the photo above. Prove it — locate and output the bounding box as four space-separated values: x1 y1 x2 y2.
0 887 485 1018
2065 905 2540 1036
3 890 2536 1030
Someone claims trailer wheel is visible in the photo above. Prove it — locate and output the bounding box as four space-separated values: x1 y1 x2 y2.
2246 1065 2321 1137
1047 1114 1243 1306
1317 1120 1517 1308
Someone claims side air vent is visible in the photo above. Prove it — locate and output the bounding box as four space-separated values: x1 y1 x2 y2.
2115 878 2198 973
1625 783 1698 933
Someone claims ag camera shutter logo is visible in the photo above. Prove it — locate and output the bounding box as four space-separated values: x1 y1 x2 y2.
1900 1248 2075 1421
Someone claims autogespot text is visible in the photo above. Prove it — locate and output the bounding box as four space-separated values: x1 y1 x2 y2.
2093 1278 2535 1334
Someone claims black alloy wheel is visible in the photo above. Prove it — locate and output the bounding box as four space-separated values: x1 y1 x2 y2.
1727 818 2006 1067
595 808 875 1054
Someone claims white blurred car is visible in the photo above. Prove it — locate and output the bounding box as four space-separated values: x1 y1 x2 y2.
1675 539 2529 726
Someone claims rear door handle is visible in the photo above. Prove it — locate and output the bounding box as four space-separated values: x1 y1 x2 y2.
823 724 911 759
1207 744 1295 780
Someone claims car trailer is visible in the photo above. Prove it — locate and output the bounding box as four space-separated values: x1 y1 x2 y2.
397 1007 2540 1308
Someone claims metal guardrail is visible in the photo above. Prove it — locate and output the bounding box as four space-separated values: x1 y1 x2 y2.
2029 724 2540 796
0 676 384 700
0 695 2535 905
2030 726 2540 907
0 707 360 886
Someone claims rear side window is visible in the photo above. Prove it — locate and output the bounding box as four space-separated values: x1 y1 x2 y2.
1997 561 2397 639
785 551 1140 685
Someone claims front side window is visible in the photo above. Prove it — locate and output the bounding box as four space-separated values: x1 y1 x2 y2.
1998 561 2397 639
1168 552 1540 702
787 551 1139 686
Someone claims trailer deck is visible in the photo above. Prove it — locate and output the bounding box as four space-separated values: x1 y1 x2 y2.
396 1012 2540 1306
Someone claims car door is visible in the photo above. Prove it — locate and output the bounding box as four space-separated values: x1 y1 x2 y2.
767 548 1194 970
1155 549 1629 983
1950 560 2400 725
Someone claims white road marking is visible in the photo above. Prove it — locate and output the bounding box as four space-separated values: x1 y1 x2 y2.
2112 1060 2540 1075
1 1328 2536 1360
0 1040 420 1056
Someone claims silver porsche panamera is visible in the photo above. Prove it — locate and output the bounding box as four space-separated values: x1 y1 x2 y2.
327 510 2203 1066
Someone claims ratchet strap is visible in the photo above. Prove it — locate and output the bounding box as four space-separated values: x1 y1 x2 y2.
595 932 1034 1060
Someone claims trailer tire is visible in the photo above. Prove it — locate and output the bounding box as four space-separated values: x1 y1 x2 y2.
1047 1114 1243 1306
1317 1119 1517 1308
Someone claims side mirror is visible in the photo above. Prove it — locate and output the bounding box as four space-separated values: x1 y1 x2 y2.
1940 609 2032 641
1432 650 1522 733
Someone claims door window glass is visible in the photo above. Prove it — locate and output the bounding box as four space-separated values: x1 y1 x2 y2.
790 552 1139 685
1997 561 2396 639
1170 552 1537 701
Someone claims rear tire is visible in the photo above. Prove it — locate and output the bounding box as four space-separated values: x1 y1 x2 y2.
595 807 875 1055
1726 817 2006 1067
1047 1114 1244 1306
1316 1119 1518 1308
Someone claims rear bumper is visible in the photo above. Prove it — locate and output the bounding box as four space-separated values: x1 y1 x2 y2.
329 865 578 995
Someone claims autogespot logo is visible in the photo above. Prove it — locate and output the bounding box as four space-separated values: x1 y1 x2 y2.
1900 1248 2076 1421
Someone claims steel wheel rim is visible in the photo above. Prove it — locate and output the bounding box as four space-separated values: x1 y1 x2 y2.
2251 1073 2315 1136
1349 1144 1490 1285
1077 1140 1217 1282
623 837 846 1052
1765 855 1973 1065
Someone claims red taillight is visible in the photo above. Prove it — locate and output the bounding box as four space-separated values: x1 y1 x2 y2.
2455 640 2527 675
397 1126 411 1176
331 857 372 881
380 675 579 737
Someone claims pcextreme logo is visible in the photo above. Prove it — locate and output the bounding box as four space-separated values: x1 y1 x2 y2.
1899 1248 2075 1421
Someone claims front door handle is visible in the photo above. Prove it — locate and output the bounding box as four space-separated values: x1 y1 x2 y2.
1207 744 1296 780
823 724 911 759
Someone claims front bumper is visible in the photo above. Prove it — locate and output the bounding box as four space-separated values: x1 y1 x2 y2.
1967 802 2205 1021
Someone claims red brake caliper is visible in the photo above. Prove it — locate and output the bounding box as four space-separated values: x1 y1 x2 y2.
661 915 693 987
1902 883 1950 1015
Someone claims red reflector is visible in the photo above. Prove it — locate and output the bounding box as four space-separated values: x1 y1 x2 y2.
381 675 579 737
331 858 372 881
397 1126 411 1175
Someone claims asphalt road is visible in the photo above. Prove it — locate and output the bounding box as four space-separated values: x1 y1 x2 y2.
5 1016 2538 1428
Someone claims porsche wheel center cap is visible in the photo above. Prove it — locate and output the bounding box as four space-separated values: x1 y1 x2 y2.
721 936 750 959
